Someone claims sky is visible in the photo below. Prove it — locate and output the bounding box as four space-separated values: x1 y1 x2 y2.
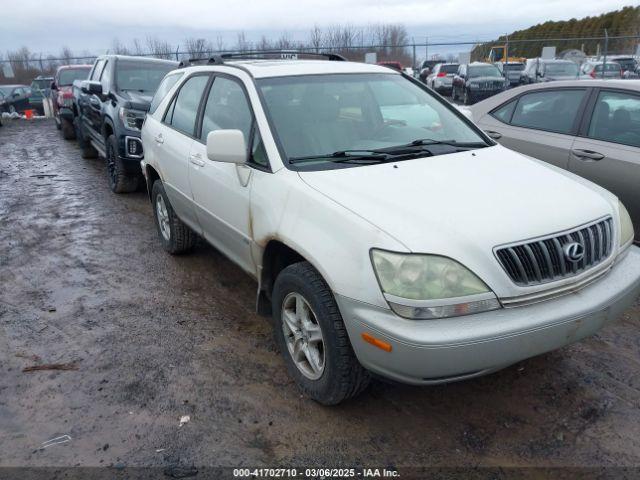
0 0 634 58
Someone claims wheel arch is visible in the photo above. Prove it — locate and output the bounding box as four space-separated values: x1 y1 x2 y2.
144 164 162 201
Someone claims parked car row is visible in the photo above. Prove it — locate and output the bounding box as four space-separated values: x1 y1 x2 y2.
40 51 640 405
132 52 640 404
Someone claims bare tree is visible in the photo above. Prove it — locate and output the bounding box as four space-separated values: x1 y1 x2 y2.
310 25 324 52
146 37 175 60
184 37 212 58
110 38 130 55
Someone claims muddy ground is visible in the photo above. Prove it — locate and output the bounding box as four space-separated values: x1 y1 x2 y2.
1 119 639 476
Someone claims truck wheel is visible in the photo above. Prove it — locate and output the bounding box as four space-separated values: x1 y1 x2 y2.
106 135 138 193
61 118 75 140
151 180 195 254
272 262 370 405
75 117 98 159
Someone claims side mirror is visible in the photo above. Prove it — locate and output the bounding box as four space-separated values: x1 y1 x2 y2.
206 130 247 164
83 80 102 95
50 81 57 90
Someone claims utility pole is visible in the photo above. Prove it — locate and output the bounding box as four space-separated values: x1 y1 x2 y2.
425 36 428 63
603 29 608 79
505 33 509 64
412 38 416 70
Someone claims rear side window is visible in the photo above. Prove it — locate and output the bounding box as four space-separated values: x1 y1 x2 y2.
150 72 183 114
165 75 209 136
510 89 586 134
587 90 640 147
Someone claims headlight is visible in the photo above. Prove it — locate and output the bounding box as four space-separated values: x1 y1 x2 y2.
119 107 145 131
619 200 634 247
371 249 500 319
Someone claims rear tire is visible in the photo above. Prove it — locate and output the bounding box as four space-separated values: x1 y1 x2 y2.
61 118 75 140
272 262 370 405
106 135 138 193
75 116 98 159
151 180 195 254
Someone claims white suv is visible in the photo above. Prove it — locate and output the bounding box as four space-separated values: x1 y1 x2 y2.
141 53 640 405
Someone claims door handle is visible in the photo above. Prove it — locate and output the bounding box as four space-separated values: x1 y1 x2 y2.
485 130 502 139
154 134 164 144
190 153 205 167
571 149 604 161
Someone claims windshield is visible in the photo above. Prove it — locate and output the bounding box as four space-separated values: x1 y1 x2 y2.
115 62 175 93
0 86 13 95
545 62 579 76
59 68 90 86
31 79 51 90
595 63 622 72
441 64 459 74
468 65 502 78
258 73 487 169
613 59 636 70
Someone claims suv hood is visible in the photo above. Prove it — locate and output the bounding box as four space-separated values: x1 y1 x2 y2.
118 90 153 110
298 145 616 293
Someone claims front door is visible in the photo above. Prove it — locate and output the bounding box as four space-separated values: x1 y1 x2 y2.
188 75 255 274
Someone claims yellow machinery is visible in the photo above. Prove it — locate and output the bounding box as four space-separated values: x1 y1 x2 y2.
487 46 526 64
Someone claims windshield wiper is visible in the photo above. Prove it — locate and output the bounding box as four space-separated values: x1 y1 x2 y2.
289 150 394 164
382 138 489 151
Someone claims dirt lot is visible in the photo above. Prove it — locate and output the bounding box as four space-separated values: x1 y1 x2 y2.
1 119 640 477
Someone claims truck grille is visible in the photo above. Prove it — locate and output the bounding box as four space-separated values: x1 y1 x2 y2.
479 81 502 90
495 217 614 286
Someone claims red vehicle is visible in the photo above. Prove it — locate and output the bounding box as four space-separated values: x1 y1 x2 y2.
377 61 402 71
50 64 92 139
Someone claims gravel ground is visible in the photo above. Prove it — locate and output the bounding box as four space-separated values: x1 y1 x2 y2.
1 119 639 477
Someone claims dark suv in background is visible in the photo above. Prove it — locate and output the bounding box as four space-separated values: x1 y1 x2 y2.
51 64 92 139
73 55 177 193
452 62 507 105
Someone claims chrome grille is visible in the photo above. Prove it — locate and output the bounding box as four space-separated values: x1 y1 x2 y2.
495 217 614 286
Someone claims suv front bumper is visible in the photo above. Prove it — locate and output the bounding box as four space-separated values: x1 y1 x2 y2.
336 246 640 385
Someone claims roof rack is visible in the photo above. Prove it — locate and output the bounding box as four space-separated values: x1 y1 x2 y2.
178 50 346 68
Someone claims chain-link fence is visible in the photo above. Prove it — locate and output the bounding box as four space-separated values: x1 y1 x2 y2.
2 32 639 84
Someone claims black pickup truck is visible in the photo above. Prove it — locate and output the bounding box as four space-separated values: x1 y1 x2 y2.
73 55 177 193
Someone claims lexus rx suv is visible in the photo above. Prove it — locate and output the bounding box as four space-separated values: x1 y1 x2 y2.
140 53 640 405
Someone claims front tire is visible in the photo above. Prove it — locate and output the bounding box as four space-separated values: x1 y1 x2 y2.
151 180 195 254
106 135 138 193
272 262 370 405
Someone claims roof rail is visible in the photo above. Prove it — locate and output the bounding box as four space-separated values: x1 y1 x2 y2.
178 51 347 68
178 55 225 68
220 51 347 61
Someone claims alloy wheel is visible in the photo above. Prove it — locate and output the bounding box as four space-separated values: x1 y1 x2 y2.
155 194 171 241
281 292 325 380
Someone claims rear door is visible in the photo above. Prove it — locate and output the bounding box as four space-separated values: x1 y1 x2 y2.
155 73 211 231
570 88 640 237
477 88 588 169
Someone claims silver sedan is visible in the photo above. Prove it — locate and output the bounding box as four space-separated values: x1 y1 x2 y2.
469 79 640 241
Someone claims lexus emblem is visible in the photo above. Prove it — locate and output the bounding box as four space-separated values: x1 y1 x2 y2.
563 242 585 263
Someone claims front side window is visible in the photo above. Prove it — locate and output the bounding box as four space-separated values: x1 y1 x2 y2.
587 90 640 147
90 60 106 81
115 61 176 94
166 75 209 136
200 76 253 143
150 72 184 114
491 99 517 123
510 89 586 134
258 73 487 170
